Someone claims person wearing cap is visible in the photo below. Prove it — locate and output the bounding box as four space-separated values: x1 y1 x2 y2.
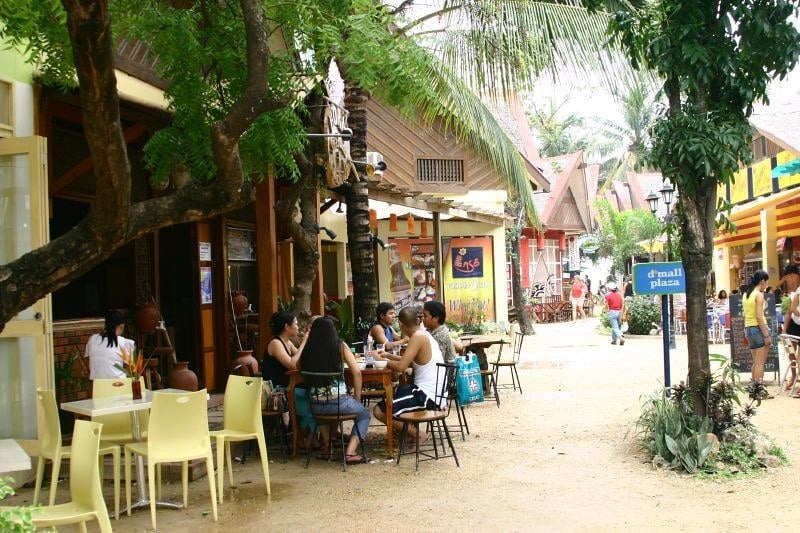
605 282 625 345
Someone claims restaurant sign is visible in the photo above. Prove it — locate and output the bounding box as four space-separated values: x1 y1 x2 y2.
452 246 483 278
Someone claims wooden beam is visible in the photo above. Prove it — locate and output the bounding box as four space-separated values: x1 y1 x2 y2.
50 123 148 195
368 188 508 226
256 174 278 358
310 191 325 315
433 212 443 302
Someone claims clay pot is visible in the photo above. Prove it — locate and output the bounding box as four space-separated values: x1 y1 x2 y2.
136 302 160 335
167 361 199 391
231 291 249 316
233 350 259 376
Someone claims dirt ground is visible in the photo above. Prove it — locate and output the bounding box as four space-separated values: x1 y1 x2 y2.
9 318 800 532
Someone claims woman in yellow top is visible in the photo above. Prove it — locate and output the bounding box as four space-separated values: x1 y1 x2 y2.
743 270 771 385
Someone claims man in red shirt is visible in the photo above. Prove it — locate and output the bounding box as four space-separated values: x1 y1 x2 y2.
605 282 625 345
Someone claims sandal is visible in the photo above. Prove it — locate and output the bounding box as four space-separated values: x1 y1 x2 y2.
784 378 796 391
345 454 365 465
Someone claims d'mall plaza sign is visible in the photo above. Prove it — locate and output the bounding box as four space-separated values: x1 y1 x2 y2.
632 262 686 295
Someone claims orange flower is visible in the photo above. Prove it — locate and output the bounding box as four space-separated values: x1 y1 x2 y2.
118 344 141 378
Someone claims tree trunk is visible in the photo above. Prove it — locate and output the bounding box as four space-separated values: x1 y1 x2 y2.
678 181 716 414
275 91 326 330
510 235 534 334
343 81 377 336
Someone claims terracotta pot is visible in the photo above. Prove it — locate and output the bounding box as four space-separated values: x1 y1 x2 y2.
231 291 249 316
233 350 259 376
167 361 199 391
131 379 143 400
136 302 160 335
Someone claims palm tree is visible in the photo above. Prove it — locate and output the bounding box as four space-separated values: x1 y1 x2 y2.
595 73 660 192
336 1 617 330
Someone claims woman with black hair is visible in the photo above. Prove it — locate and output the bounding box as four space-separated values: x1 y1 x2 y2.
301 317 370 464
262 312 301 388
84 310 135 379
743 270 772 391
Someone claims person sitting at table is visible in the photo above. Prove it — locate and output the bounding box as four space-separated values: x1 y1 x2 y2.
301 317 370 464
263 312 319 445
369 302 406 350
84 310 135 379
422 300 462 364
373 307 445 447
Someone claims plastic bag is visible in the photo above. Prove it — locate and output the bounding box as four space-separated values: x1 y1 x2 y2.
455 354 484 405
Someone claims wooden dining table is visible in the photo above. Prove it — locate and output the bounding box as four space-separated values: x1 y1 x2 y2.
287 367 394 459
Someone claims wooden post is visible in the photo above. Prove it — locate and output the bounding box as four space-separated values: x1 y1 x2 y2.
256 175 278 358
311 191 325 315
433 212 444 301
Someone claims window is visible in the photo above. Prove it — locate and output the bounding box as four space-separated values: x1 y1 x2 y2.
0 79 13 137
416 158 464 183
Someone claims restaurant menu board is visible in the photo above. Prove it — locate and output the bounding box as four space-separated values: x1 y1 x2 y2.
729 293 779 374
386 238 437 311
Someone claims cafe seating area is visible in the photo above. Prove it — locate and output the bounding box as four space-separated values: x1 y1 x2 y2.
0 321 532 528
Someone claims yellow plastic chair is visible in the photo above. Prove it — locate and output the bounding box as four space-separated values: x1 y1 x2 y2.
124 389 218 530
210 375 271 503
33 389 121 520
30 419 113 532
92 377 149 443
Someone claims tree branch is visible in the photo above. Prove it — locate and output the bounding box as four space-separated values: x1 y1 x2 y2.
62 0 132 234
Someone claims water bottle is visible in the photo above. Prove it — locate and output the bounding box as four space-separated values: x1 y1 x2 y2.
366 335 375 368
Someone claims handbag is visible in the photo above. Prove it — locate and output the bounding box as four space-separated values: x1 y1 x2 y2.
261 380 288 415
455 354 484 405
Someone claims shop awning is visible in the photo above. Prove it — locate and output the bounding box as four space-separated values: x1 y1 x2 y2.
727 186 800 222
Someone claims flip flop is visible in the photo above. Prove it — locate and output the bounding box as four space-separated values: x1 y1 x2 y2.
345 454 365 465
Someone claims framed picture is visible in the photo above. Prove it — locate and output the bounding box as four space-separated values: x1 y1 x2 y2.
227 227 256 261
200 267 213 304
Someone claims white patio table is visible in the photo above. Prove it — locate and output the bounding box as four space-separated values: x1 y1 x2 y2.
0 438 31 475
60 388 190 513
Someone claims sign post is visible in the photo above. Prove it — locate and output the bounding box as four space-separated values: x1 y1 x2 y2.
632 261 686 391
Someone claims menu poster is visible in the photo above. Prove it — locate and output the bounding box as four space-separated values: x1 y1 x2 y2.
387 238 437 311
729 293 779 374
227 227 256 261
442 236 495 323
200 267 213 305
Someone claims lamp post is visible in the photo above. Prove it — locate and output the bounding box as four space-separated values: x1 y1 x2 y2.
647 184 677 350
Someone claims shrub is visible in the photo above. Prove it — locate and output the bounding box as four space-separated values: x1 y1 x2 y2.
626 295 661 335
635 354 786 475
0 477 35 532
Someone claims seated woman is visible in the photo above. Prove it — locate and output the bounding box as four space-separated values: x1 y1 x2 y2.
84 310 136 380
301 317 370 464
262 312 316 446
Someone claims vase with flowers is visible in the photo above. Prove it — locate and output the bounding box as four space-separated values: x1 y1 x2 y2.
117 344 152 399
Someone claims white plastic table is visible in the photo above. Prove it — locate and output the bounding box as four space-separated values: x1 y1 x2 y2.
60 388 189 513
0 439 31 475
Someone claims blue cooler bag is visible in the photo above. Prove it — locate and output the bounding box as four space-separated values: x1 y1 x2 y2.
455 353 484 404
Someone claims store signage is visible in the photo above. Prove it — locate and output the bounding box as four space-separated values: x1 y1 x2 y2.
632 261 686 295
452 247 483 278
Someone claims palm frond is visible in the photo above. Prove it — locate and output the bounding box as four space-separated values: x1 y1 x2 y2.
395 53 541 226
414 1 624 95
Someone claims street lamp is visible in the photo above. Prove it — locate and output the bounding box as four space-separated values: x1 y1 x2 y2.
648 183 677 349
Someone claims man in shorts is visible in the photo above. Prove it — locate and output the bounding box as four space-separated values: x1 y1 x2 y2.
373 307 445 445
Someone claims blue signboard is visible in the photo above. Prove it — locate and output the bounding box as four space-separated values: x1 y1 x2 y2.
451 246 484 278
632 262 686 295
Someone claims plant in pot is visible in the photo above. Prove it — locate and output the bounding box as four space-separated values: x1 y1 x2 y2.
116 344 154 399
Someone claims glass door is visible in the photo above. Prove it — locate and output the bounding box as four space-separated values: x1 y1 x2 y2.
0 136 51 440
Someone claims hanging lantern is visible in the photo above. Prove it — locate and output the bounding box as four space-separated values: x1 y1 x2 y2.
536 232 545 250
420 220 429 238
369 209 378 231
389 213 398 232
559 233 567 251
407 214 416 234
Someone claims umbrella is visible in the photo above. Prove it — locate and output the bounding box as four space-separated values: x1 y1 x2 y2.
771 157 800 178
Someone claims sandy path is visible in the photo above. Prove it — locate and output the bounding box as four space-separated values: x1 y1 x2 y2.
9 318 800 532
